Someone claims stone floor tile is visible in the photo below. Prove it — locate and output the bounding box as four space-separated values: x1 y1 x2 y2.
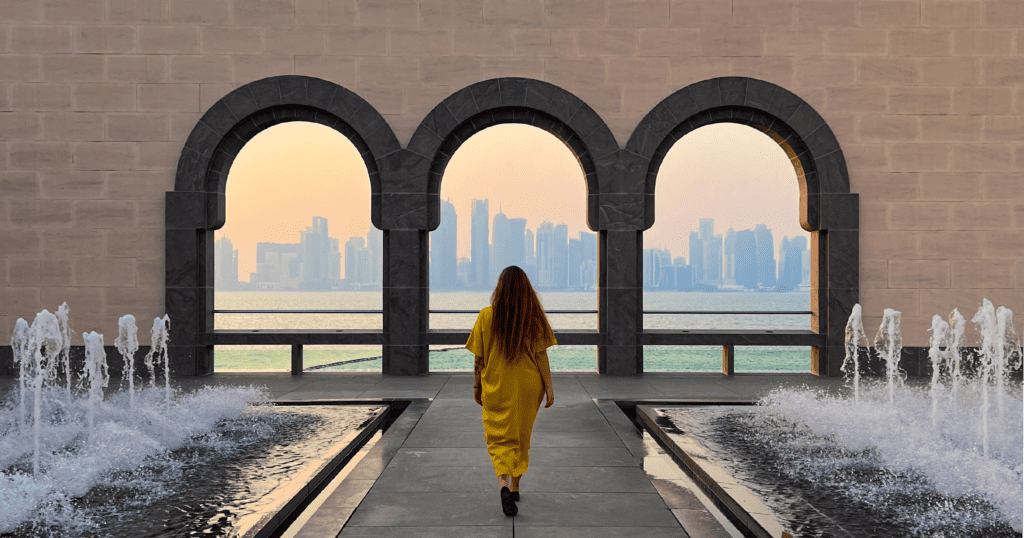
651 479 708 510
385 447 493 468
671 508 734 538
339 526 512 537
403 429 487 447
511 492 678 527
373 464 497 492
344 491 514 527
518 466 658 493
529 429 627 447
514 527 688 538
528 447 638 467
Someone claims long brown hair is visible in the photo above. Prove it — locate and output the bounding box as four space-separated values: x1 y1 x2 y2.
490 265 552 363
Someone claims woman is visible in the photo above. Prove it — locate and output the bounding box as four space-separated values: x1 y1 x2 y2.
465 265 556 517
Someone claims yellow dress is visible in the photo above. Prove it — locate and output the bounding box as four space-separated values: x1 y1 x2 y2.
466 306 556 478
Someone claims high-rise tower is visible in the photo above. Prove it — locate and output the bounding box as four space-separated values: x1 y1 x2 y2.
471 199 489 289
490 210 510 285
431 199 458 289
754 224 776 288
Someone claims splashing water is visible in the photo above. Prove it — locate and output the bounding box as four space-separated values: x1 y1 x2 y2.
55 303 72 405
873 308 904 405
28 311 64 477
142 315 172 404
927 314 949 427
948 308 966 403
114 315 139 412
759 381 1023 535
10 319 30 430
842 304 867 402
841 298 1022 529
81 331 108 440
3 305 280 536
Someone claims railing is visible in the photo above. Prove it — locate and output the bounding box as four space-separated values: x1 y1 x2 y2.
209 309 821 375
642 310 819 374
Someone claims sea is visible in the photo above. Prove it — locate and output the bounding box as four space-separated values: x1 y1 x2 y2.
214 290 813 373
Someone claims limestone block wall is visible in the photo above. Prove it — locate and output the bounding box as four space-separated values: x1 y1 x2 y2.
1 0 1021 361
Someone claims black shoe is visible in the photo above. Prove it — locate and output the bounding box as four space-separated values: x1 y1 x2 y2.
510 491 519 502
500 486 518 516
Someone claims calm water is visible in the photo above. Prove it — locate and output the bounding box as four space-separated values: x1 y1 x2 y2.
214 290 812 372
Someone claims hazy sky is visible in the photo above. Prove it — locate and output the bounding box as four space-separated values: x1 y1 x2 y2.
217 121 807 281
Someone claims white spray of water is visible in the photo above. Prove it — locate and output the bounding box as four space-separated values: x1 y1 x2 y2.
927 314 949 427
971 299 998 458
948 309 965 403
873 308 903 405
28 311 63 477
81 331 109 441
143 316 172 404
10 319 30 430
55 302 72 405
115 315 140 412
842 303 867 402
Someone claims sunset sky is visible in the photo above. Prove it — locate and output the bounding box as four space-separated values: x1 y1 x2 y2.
217 121 806 282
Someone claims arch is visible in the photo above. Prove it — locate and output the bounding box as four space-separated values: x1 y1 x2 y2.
165 75 399 375
628 77 859 375
404 78 619 232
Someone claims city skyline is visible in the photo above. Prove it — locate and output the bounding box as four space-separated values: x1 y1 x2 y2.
215 121 809 283
431 198 597 291
215 216 382 290
217 211 807 293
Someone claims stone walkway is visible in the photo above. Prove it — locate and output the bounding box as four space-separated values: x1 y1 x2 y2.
198 371 843 538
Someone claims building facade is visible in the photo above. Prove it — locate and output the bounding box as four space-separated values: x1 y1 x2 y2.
0 0 1020 377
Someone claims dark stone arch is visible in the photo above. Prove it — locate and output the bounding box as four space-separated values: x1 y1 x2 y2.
628 77 859 376
404 78 618 232
165 75 399 376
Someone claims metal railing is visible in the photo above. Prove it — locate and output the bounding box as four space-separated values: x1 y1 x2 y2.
643 310 812 315
211 309 816 376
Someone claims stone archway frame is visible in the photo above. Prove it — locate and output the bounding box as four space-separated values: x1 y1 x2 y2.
388 78 620 374
165 75 400 376
629 77 859 376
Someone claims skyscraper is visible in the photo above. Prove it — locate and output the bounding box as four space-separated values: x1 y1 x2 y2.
778 236 803 290
688 231 703 285
568 238 582 288
301 216 330 290
431 199 458 289
471 199 489 289
329 237 341 284
490 210 510 284
553 223 568 289
723 227 736 286
523 228 536 283
704 233 722 285
214 236 239 291
734 230 757 289
367 227 383 285
754 224 776 288
699 218 714 242
345 236 365 286
536 221 553 288
509 218 526 268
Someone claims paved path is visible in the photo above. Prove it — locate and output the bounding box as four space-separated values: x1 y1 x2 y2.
259 372 842 537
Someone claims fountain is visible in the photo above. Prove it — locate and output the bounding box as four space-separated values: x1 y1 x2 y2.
113 315 138 412
2 305 388 537
644 298 1023 537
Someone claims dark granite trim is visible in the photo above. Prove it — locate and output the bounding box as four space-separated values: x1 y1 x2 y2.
412 78 614 232
167 76 395 376
629 78 858 375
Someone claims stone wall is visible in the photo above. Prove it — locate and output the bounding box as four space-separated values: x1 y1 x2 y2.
1 0 1021 372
